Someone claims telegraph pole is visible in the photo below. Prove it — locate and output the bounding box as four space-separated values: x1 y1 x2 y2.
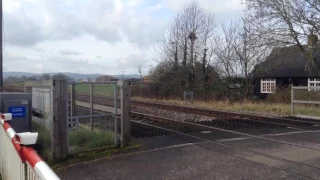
121 71 125 80
0 0 3 90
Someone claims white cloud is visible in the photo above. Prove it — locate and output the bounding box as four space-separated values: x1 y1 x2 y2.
4 52 28 62
2 0 243 75
162 0 244 22
60 49 83 56
162 0 243 12
3 0 22 13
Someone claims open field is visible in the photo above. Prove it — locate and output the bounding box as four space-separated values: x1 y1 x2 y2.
73 84 115 96
132 97 320 117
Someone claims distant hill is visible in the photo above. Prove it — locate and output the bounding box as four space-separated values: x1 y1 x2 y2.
3 72 141 80
112 74 141 79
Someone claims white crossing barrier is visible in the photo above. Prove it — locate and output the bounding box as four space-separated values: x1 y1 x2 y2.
0 113 60 180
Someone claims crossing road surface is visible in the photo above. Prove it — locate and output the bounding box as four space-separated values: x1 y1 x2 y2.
58 131 320 180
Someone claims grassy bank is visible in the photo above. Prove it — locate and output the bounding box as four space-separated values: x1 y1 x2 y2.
133 97 320 117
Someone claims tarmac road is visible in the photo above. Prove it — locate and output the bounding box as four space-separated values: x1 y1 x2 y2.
58 129 320 180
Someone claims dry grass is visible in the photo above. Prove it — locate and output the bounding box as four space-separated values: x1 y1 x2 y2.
132 97 320 117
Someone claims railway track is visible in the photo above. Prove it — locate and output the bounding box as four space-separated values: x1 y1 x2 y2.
2 85 25 92
131 113 320 177
7 85 320 178
4 85 320 131
131 112 319 148
72 93 320 131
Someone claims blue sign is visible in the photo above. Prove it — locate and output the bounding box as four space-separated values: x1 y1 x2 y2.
8 107 26 118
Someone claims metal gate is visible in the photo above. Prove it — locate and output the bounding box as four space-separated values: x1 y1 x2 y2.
66 82 119 153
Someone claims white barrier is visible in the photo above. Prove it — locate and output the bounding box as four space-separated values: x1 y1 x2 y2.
0 113 60 180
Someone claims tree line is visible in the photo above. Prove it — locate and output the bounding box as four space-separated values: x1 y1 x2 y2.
144 1 320 100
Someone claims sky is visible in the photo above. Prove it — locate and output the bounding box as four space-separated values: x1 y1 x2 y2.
3 0 244 75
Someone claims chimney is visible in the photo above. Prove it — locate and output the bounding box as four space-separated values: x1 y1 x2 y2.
308 29 318 49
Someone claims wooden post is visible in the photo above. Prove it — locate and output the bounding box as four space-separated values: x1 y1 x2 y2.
70 84 75 119
52 80 68 160
120 80 130 147
291 87 295 116
90 83 93 131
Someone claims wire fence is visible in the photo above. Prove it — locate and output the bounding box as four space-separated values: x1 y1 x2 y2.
67 82 119 153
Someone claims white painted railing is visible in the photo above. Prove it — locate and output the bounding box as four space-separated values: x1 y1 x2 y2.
0 113 60 180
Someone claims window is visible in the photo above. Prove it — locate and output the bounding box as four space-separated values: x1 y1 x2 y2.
308 78 320 87
308 78 320 91
261 78 276 93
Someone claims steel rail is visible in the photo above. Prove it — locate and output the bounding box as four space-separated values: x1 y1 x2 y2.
132 120 320 178
131 112 320 152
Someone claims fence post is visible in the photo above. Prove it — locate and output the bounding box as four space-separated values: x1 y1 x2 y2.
52 80 68 160
120 80 130 147
291 87 295 116
114 83 118 147
90 83 93 131
70 83 75 120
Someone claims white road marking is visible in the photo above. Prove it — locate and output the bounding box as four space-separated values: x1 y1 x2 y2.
265 130 320 137
217 130 320 142
287 127 306 131
217 137 251 142
201 131 212 134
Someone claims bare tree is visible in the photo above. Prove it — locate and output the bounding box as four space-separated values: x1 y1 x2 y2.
214 19 270 98
152 1 217 94
244 0 320 70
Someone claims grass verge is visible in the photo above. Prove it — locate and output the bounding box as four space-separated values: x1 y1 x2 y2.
31 121 52 161
69 128 115 152
132 97 320 117
52 143 143 172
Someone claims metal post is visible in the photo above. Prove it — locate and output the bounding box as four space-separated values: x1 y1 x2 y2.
114 83 118 147
66 82 69 153
291 87 295 116
90 83 93 131
0 0 3 89
120 80 130 147
42 91 45 127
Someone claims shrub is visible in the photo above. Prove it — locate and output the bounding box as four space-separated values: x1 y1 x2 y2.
266 88 291 103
